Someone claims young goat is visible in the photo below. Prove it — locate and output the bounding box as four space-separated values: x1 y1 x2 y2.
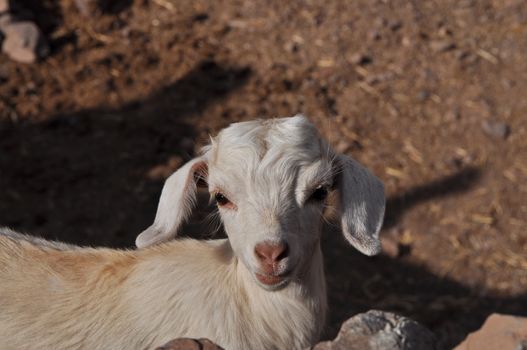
0 115 385 350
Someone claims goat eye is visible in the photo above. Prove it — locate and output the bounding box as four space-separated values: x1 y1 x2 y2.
215 192 231 206
310 186 328 201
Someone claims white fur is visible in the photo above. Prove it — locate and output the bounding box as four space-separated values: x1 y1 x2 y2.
0 115 385 350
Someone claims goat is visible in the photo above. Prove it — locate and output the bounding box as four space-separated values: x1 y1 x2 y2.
0 115 385 350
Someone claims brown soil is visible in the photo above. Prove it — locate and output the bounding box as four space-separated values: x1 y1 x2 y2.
1 0 526 348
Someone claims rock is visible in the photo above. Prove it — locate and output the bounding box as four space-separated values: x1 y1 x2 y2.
335 140 351 154
349 53 372 65
1 20 49 63
389 20 402 31
453 314 527 350
482 120 511 139
416 90 430 102
156 338 224 350
312 310 437 350
429 40 456 53
368 30 381 41
0 0 9 13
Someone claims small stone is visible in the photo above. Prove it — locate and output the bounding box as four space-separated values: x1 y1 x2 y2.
389 20 402 31
482 120 510 139
335 140 351 154
368 30 381 41
284 41 300 53
374 17 387 28
192 13 209 22
430 40 456 53
156 338 224 350
349 53 372 65
416 90 430 101
445 108 461 121
2 21 49 63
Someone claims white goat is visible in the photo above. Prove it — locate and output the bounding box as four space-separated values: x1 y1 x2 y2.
0 115 385 350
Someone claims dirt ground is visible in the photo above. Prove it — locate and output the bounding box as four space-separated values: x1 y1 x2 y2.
1 0 526 348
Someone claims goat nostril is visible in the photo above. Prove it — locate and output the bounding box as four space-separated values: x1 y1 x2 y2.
273 243 289 262
255 242 289 264
255 248 266 261
254 244 271 263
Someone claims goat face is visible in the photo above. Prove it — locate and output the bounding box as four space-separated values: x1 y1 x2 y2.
136 115 385 291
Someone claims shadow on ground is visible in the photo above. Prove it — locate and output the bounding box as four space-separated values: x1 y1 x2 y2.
383 166 482 229
323 232 527 349
1 64 525 349
0 60 251 247
7 0 63 35
322 167 527 349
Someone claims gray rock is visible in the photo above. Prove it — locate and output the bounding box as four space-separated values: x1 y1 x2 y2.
482 120 511 139
1 20 49 63
312 310 437 350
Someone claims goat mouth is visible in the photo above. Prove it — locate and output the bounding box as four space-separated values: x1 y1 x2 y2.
255 272 290 287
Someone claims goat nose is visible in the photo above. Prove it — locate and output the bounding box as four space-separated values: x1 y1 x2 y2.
254 242 289 265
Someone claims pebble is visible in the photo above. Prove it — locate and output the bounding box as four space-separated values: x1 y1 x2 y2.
445 108 461 121
368 29 381 41
1 20 49 64
416 90 430 101
482 120 511 139
349 53 372 65
430 40 456 53
335 140 351 154
389 20 402 31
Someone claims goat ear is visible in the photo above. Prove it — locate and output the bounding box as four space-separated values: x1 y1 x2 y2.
334 154 385 256
136 157 208 248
